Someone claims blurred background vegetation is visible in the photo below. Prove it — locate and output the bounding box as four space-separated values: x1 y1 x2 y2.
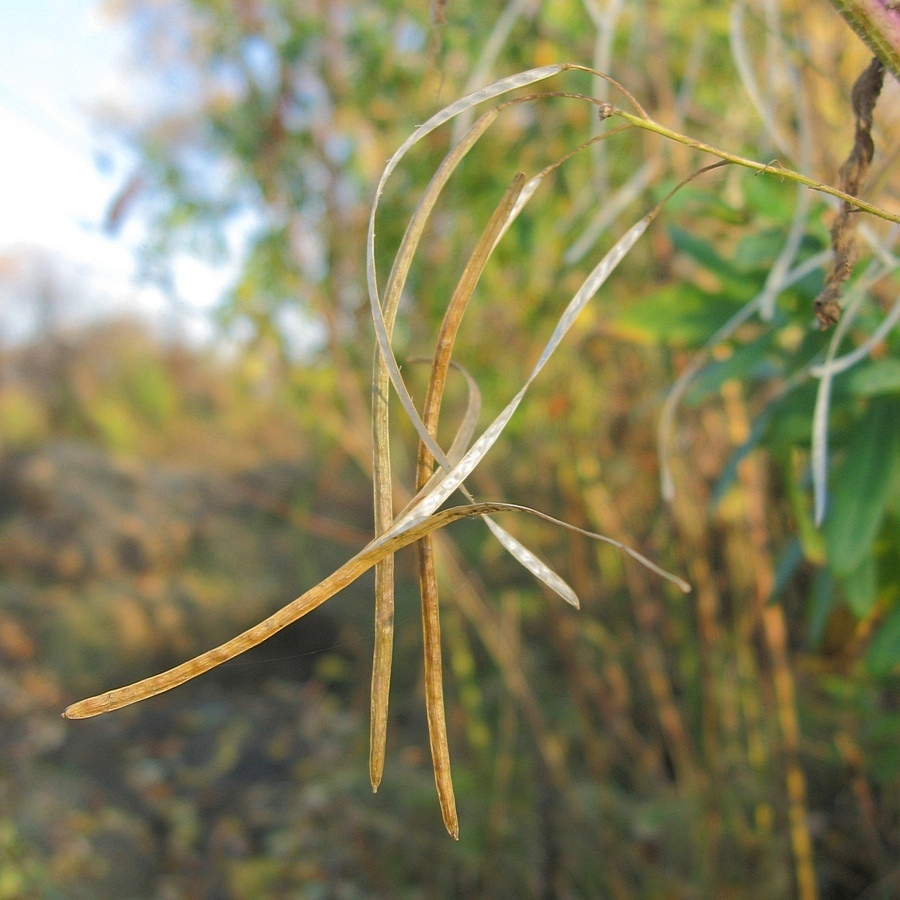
1 0 898 897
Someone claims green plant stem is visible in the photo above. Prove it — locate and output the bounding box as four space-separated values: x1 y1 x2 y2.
600 104 900 225
827 0 900 81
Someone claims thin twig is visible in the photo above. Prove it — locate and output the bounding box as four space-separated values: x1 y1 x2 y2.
597 102 899 226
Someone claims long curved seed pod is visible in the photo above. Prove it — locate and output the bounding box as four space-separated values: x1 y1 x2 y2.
64 500 689 721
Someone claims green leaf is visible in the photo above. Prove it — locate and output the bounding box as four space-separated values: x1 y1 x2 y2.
668 225 755 292
824 396 900 575
738 174 805 224
843 358 900 397
770 538 804 601
657 183 746 224
866 606 900 678
785 454 826 563
840 552 877 618
807 567 836 647
611 283 747 347
687 332 778 404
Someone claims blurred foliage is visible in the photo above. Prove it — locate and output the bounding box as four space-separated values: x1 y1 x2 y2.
613 175 900 680
2 0 899 897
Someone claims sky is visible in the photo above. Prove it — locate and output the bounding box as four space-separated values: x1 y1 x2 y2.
0 0 225 344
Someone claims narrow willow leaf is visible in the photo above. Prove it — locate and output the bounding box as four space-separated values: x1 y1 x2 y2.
865 606 900 677
657 251 831 502
840 553 877 618
843 357 900 396
824 396 900 575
